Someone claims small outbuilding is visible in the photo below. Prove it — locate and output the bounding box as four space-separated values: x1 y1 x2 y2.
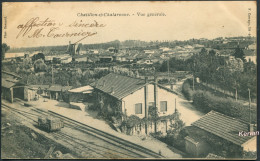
2 71 23 103
185 110 257 158
48 85 72 100
68 85 93 102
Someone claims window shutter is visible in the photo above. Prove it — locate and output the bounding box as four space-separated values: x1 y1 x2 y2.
135 103 142 114
160 101 167 112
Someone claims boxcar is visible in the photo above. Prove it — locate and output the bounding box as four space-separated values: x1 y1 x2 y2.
38 116 64 132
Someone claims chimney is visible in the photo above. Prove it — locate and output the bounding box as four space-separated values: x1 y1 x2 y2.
170 84 174 90
154 76 158 110
248 124 254 132
145 76 148 83
154 75 158 133
144 76 149 134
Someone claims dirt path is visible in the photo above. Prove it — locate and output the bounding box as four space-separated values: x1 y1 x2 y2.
173 79 204 126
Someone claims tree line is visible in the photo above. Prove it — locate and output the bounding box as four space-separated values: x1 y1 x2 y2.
159 47 256 101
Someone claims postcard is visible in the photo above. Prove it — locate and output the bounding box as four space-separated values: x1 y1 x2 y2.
1 1 257 159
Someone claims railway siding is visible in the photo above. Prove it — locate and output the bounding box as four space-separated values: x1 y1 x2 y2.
2 101 165 159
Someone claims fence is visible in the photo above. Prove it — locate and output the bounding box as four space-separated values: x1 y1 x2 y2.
121 119 173 136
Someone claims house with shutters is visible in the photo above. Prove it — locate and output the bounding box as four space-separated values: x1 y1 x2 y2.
90 73 181 135
90 73 179 119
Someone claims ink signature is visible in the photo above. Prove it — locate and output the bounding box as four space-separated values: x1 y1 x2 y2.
16 17 105 40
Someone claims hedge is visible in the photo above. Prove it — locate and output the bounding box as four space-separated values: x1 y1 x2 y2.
182 79 194 101
192 90 256 123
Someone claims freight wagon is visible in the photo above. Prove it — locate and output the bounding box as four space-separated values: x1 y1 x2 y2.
38 116 64 132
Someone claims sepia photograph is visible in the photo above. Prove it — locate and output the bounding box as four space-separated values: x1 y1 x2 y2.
1 1 257 159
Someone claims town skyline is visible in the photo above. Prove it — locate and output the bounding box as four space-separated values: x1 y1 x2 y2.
5 36 256 50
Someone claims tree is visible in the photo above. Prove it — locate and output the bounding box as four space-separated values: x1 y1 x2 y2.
233 45 245 62
209 50 216 57
169 111 185 137
200 47 207 54
34 59 47 72
2 43 10 60
32 53 45 62
37 53 45 61
163 111 185 148
225 57 244 73
23 56 32 69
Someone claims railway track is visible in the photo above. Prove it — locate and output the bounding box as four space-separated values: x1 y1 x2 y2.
2 100 163 159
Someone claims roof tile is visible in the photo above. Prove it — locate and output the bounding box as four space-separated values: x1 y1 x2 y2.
192 110 254 145
90 73 146 99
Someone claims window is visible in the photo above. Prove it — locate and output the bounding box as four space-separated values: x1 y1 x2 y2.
135 103 142 114
160 101 167 112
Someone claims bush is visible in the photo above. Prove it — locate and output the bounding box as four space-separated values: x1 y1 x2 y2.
88 104 96 111
192 90 256 123
193 90 243 116
150 131 163 138
182 79 194 100
243 151 257 159
121 115 142 128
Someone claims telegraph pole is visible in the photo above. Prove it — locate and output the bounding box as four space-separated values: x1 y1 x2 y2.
248 88 251 124
192 76 195 91
193 61 195 91
167 58 170 83
235 88 238 101
235 81 237 101
175 98 177 113
52 64 54 85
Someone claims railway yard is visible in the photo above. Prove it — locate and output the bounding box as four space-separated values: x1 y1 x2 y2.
1 98 179 159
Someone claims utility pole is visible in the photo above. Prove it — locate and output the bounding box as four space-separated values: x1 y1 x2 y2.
192 76 195 91
175 98 177 113
235 81 237 101
167 58 170 83
248 88 251 124
235 88 237 101
52 64 54 85
144 77 149 134
193 61 195 91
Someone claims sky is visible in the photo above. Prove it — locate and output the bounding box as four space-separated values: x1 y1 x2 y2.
2 1 257 48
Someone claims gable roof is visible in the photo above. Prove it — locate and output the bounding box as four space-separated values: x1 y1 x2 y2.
48 85 72 92
191 110 254 146
29 85 50 89
2 71 22 88
2 79 17 88
90 73 147 100
68 85 93 93
73 55 88 59
2 71 22 79
90 73 178 100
